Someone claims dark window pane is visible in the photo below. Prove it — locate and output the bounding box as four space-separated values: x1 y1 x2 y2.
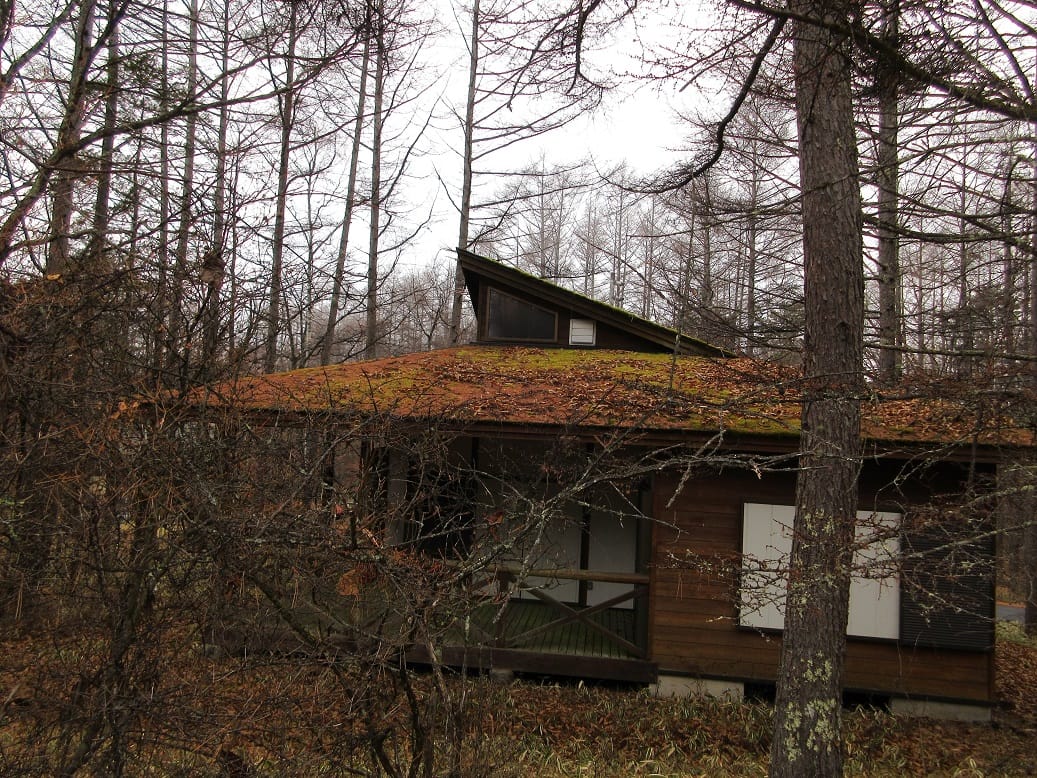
486 288 557 341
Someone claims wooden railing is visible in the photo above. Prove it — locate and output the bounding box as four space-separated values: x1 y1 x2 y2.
467 565 650 660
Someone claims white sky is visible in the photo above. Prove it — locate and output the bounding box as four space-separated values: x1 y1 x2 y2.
411 91 691 270
402 2 715 271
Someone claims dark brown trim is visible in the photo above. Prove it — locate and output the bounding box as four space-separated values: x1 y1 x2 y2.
180 405 1010 465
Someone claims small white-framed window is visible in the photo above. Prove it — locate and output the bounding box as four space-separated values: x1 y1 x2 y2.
738 503 901 640
569 318 596 346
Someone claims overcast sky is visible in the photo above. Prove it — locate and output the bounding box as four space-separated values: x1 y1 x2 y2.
409 7 714 271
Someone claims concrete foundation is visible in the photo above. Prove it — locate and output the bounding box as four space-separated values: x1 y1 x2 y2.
488 667 515 684
651 675 744 701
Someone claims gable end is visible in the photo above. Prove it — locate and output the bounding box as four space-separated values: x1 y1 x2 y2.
458 248 729 357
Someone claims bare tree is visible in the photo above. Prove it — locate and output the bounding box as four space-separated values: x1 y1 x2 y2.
873 0 903 384
45 0 100 276
263 0 300 374
166 0 201 383
87 0 120 264
768 2 864 775
365 2 386 360
447 0 599 343
322 14 372 366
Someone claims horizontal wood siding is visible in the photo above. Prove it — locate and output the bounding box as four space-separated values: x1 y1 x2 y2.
650 464 994 703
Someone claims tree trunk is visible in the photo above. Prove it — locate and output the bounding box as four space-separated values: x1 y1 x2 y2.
1027 102 1037 636
322 24 371 366
152 0 172 377
743 134 760 357
875 0 901 385
449 0 480 345
698 177 714 311
199 0 232 377
746 202 758 355
609 189 625 306
364 9 385 361
957 165 974 372
581 203 598 298
642 199 656 320
264 1 299 374
167 0 200 381
47 0 97 276
89 0 119 264
770 2 864 776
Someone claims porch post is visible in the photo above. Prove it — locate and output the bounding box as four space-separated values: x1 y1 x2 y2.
384 450 409 545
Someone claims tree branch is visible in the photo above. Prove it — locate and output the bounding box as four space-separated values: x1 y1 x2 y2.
632 15 787 195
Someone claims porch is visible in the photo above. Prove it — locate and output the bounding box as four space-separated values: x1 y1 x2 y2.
412 566 657 684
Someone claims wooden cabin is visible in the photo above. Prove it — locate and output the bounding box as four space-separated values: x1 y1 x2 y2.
209 249 1021 721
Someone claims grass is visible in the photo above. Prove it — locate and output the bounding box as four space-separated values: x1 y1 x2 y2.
996 619 1036 647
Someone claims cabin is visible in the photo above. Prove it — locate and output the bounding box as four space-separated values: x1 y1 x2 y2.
205 249 1019 722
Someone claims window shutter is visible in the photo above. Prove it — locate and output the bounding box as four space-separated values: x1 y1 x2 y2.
900 518 994 651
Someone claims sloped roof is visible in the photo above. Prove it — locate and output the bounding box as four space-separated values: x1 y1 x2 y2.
191 346 1027 453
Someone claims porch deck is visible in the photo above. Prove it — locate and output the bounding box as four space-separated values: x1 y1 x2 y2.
220 560 657 683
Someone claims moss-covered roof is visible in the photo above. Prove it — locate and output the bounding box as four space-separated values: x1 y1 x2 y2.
190 346 1029 451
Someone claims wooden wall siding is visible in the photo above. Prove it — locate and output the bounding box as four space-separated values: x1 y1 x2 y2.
649 465 994 703
475 283 676 353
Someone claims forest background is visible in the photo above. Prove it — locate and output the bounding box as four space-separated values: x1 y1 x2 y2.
3 0 1032 376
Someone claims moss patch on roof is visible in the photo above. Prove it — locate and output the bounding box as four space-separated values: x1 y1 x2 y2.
193 346 1029 448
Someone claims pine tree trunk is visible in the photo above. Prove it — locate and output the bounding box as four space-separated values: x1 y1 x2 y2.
1027 100 1037 636
875 1 901 385
364 10 385 361
89 0 118 263
46 0 97 276
200 0 232 377
153 0 172 377
449 0 480 345
770 1 864 775
745 138 760 356
167 0 200 380
264 2 299 373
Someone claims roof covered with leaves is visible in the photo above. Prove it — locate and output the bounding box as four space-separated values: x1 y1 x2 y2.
190 346 1028 451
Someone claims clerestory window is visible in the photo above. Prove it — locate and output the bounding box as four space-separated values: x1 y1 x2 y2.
485 287 557 342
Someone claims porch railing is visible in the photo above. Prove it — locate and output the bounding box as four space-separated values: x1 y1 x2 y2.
465 565 650 660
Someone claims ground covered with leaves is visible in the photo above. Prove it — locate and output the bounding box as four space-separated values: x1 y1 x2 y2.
2 626 1035 776
488 648 1037 777
483 631 1037 777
